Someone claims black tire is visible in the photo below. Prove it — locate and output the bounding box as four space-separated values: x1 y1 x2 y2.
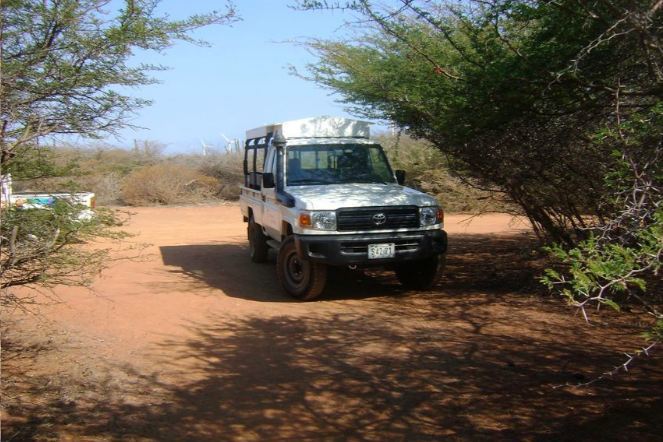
248 218 269 263
395 254 445 290
277 236 327 300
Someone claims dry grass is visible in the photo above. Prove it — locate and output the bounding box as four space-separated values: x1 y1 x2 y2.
120 163 220 206
15 137 512 210
377 133 514 213
196 150 244 201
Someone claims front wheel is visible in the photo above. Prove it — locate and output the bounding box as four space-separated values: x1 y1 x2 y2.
395 254 445 290
277 236 327 300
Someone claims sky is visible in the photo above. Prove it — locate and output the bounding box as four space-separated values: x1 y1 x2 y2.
103 0 376 154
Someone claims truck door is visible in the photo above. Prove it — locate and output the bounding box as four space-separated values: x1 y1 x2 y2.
261 145 282 239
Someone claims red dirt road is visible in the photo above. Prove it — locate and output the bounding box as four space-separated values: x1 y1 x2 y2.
2 205 661 441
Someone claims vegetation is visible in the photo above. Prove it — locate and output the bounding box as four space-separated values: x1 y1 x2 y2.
120 162 220 205
0 202 128 307
542 105 663 343
0 0 237 160
14 133 502 210
12 143 242 205
295 1 662 343
0 0 237 299
377 133 513 213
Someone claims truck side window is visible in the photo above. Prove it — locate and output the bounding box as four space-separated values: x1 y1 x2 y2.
265 147 276 174
256 147 266 173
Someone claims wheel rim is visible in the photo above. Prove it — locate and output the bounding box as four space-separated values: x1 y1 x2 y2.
285 250 308 288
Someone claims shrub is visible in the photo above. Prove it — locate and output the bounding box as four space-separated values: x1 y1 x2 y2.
1 201 127 299
78 172 123 205
543 105 663 343
218 183 240 201
197 150 244 201
377 134 513 213
120 164 220 206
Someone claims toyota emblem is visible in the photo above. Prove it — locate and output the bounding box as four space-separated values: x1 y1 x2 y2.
372 213 387 226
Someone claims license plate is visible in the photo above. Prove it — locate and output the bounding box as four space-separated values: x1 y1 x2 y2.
368 243 395 259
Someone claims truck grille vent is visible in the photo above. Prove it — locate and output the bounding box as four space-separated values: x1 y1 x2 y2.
337 206 419 231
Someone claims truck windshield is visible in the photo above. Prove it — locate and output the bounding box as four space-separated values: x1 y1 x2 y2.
286 144 395 186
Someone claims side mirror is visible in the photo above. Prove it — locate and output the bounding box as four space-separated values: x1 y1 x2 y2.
262 172 275 189
395 169 406 185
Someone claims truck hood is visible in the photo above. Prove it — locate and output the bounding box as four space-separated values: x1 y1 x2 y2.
286 183 438 210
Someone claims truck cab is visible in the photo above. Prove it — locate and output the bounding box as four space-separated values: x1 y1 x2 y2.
239 116 447 300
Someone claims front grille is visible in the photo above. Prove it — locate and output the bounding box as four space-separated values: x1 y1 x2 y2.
337 206 419 231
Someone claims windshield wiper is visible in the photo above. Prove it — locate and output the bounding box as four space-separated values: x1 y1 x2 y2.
288 179 333 185
339 178 393 185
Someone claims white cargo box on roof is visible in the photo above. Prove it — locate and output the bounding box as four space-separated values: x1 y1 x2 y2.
245 116 371 140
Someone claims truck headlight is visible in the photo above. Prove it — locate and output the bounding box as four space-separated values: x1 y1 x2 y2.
299 211 337 230
420 206 442 226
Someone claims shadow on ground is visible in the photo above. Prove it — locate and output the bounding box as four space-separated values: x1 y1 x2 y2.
4 232 661 440
3 302 662 441
158 233 544 302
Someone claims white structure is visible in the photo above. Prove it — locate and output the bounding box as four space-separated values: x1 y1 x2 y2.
246 116 371 140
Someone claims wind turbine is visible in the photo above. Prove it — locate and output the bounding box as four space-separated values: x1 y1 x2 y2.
220 133 236 152
200 138 212 156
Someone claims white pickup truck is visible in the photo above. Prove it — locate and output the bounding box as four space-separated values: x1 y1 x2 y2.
239 116 447 300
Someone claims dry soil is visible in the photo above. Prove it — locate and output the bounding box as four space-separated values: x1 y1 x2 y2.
1 205 661 441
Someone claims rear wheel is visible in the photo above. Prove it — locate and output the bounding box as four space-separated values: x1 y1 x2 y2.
248 218 269 263
395 254 445 290
277 236 327 300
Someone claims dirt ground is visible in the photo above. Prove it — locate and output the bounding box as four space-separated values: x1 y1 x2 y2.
2 205 661 441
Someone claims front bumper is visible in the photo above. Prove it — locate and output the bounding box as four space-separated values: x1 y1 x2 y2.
294 230 447 266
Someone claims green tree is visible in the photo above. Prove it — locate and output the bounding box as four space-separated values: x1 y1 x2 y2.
297 0 660 241
296 0 662 346
1 0 237 162
0 0 237 303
